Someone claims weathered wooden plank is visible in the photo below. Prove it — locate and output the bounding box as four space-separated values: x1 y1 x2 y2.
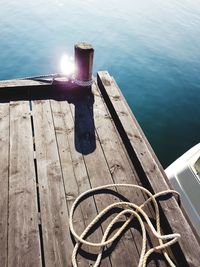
50 99 94 267
32 99 75 267
8 101 41 267
69 94 140 267
0 102 9 267
0 79 49 88
97 70 200 267
50 99 111 266
92 81 169 266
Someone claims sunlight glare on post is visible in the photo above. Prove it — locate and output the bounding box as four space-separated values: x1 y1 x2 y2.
60 54 75 76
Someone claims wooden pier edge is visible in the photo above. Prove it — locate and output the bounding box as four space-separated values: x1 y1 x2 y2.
0 72 199 267
97 70 200 267
0 79 49 88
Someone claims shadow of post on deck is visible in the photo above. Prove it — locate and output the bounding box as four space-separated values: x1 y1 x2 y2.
73 89 96 154
0 82 96 155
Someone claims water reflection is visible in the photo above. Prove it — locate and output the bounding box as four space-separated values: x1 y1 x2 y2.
0 0 200 167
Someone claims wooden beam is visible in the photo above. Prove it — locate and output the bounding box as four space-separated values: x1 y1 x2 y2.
32 99 75 267
0 79 49 88
8 101 41 267
0 103 9 267
97 70 200 267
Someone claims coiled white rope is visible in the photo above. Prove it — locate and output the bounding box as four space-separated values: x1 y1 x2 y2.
69 184 181 267
74 78 93 87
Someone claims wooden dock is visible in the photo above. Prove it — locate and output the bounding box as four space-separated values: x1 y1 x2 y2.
0 71 199 267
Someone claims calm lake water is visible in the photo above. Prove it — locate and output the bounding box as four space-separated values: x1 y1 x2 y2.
0 0 200 168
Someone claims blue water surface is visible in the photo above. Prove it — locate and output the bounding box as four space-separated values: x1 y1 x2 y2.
0 0 200 168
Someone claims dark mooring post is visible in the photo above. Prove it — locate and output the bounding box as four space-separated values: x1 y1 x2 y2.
74 43 94 86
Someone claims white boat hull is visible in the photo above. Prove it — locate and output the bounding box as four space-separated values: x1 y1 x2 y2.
165 143 200 237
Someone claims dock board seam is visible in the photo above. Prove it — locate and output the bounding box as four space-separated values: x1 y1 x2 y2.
30 99 46 267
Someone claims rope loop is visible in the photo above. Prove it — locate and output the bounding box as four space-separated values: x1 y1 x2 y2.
74 78 93 87
69 184 181 267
